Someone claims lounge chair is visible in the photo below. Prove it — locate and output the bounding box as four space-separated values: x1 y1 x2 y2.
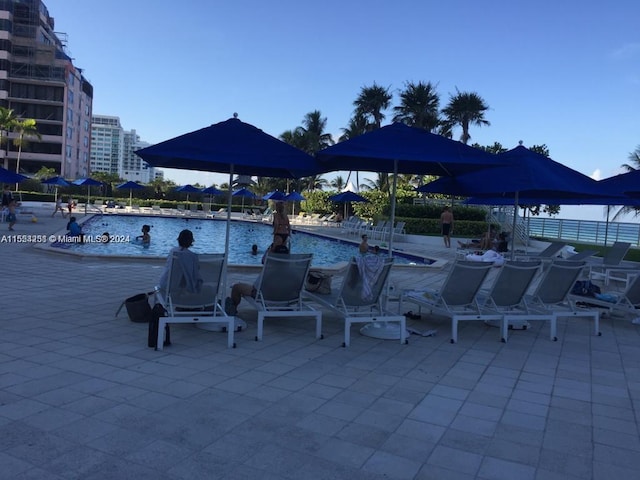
516 241 566 262
245 253 322 341
589 242 635 287
304 256 407 347
569 272 640 324
154 252 235 350
478 260 543 342
400 260 494 344
566 249 598 262
522 260 600 339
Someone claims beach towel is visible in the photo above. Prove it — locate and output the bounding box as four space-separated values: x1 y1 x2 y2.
465 250 505 266
173 250 203 293
356 254 385 301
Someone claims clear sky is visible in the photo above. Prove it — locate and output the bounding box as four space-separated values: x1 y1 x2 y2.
45 0 639 221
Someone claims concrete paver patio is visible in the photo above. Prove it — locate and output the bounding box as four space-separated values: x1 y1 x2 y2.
1 206 640 479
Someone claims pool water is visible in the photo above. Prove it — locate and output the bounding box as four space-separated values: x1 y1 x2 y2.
52 215 431 266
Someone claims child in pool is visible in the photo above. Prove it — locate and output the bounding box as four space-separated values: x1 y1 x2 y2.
136 225 151 246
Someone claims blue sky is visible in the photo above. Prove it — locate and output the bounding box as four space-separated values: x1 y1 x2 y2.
45 0 639 221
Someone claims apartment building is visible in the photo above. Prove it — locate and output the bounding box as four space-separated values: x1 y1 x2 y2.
91 114 156 183
0 0 92 178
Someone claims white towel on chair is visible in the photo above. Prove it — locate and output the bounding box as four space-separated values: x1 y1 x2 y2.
356 255 385 301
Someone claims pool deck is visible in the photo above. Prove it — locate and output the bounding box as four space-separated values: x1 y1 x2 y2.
2 206 640 479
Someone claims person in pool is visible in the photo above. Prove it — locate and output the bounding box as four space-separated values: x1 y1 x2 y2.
136 224 151 246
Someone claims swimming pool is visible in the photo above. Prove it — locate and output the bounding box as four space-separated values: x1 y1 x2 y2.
50 215 433 266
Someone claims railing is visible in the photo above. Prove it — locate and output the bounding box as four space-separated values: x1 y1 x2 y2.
526 217 640 247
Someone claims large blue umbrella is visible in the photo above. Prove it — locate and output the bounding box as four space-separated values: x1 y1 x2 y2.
201 186 224 195
317 122 499 254
0 167 28 184
116 180 145 207
42 176 70 202
418 145 618 256
135 115 319 300
73 177 103 211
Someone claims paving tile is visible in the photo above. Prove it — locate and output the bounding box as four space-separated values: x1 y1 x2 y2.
427 445 483 476
477 456 536 480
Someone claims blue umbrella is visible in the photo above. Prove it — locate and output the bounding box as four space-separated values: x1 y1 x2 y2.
418 145 618 256
42 176 70 187
284 191 306 202
317 122 499 254
328 191 368 203
0 167 28 184
232 187 257 198
329 191 369 219
232 187 257 213
116 181 145 207
42 176 71 202
135 115 320 299
72 177 103 211
175 184 201 202
284 191 306 215
263 191 286 201
201 186 224 195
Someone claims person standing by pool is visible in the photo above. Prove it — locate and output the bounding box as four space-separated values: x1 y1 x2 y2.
272 201 290 245
440 206 454 248
6 199 16 230
52 196 66 218
2 185 13 209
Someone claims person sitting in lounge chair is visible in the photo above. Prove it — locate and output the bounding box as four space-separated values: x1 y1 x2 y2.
458 228 496 251
226 234 289 315
158 229 201 294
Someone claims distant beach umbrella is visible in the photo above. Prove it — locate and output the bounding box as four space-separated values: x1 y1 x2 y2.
116 180 145 207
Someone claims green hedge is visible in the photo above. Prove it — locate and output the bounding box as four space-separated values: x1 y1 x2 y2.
399 217 497 237
393 204 487 221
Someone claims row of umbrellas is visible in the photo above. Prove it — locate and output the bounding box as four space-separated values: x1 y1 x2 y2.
134 117 640 263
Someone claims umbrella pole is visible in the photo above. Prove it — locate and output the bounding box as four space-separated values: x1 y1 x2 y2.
222 167 233 304
511 192 519 260
605 205 610 246
129 189 132 208
387 159 398 257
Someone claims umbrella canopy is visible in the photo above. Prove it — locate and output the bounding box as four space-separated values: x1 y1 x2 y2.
418 145 616 256
42 176 70 202
0 167 28 184
72 177 102 187
328 191 369 203
201 186 224 195
72 177 102 212
597 169 640 197
263 191 286 201
175 184 201 193
116 181 145 207
418 145 603 199
317 122 499 254
136 116 318 178
116 180 144 190
42 176 70 187
232 187 257 198
284 191 306 202
135 115 320 298
329 191 369 219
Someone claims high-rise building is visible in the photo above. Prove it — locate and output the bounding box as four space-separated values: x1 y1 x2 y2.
90 115 155 183
0 0 93 178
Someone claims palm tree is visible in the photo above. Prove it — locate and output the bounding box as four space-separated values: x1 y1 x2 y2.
298 110 334 154
353 83 392 131
442 89 490 144
0 107 17 168
303 174 328 191
279 129 306 151
330 175 346 191
13 118 41 186
612 145 640 220
392 81 441 131
361 173 391 193
339 112 369 142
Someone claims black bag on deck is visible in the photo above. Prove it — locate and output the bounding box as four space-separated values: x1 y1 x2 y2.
123 293 153 323
148 303 170 349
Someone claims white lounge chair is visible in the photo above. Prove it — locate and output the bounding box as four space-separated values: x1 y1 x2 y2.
245 253 322 341
589 242 635 288
155 252 235 350
477 260 544 342
305 256 407 347
523 260 600 339
400 260 495 344
516 241 567 262
569 271 640 324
